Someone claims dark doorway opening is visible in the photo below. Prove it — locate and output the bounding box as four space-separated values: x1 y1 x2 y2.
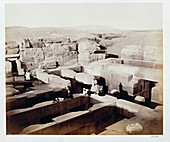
11 61 18 74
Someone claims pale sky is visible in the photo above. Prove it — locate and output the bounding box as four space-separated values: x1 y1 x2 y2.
5 3 162 30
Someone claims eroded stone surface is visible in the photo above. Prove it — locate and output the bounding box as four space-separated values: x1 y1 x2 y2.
125 123 143 134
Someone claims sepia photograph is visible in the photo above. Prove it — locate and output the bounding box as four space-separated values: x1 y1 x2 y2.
1 1 168 140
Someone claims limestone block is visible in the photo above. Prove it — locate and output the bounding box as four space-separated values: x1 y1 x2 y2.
106 58 117 63
15 85 25 91
151 85 163 104
109 89 120 95
121 45 143 60
142 61 155 68
90 94 117 103
48 74 71 89
6 77 13 82
62 55 72 63
18 51 24 62
101 67 135 92
24 49 33 58
78 60 90 65
14 76 25 81
41 57 57 69
25 62 39 70
121 45 162 63
6 41 19 49
88 102 115 122
6 42 19 54
125 123 143 134
143 46 155 62
19 49 35 62
32 48 44 62
89 54 106 63
115 59 123 64
84 64 102 76
109 89 120 98
115 99 144 117
135 67 163 83
42 48 54 58
78 53 90 59
60 69 76 79
75 73 94 85
78 41 99 53
123 82 139 95
134 96 145 103
35 70 49 83
69 51 78 60
21 110 90 135
5 61 12 73
16 60 25 75
6 87 19 96
63 58 78 66
144 46 162 63
153 48 163 63
47 69 61 76
124 59 154 68
6 47 19 55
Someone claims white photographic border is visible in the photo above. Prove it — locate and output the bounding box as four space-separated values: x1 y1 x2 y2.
1 0 170 141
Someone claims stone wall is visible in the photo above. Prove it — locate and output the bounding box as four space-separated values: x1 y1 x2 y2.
18 38 78 70
121 45 163 63
78 41 106 65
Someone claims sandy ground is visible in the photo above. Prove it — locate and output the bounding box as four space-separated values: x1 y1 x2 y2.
99 106 163 135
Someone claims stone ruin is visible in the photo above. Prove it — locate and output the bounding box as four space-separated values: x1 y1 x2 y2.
121 45 163 63
5 36 108 74
18 38 78 71
5 33 163 135
78 40 106 65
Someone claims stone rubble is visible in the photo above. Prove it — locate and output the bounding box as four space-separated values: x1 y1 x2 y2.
125 123 143 134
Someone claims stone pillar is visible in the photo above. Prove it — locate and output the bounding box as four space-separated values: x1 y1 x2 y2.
16 59 25 75
5 61 12 73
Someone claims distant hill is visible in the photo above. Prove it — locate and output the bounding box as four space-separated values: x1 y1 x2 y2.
65 25 123 34
5 26 93 42
5 25 162 57
5 25 127 42
107 30 163 55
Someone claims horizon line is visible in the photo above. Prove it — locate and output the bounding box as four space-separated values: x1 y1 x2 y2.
5 25 163 31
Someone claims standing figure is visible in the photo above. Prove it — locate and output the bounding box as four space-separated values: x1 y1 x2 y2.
90 78 99 94
119 82 123 92
25 70 31 81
